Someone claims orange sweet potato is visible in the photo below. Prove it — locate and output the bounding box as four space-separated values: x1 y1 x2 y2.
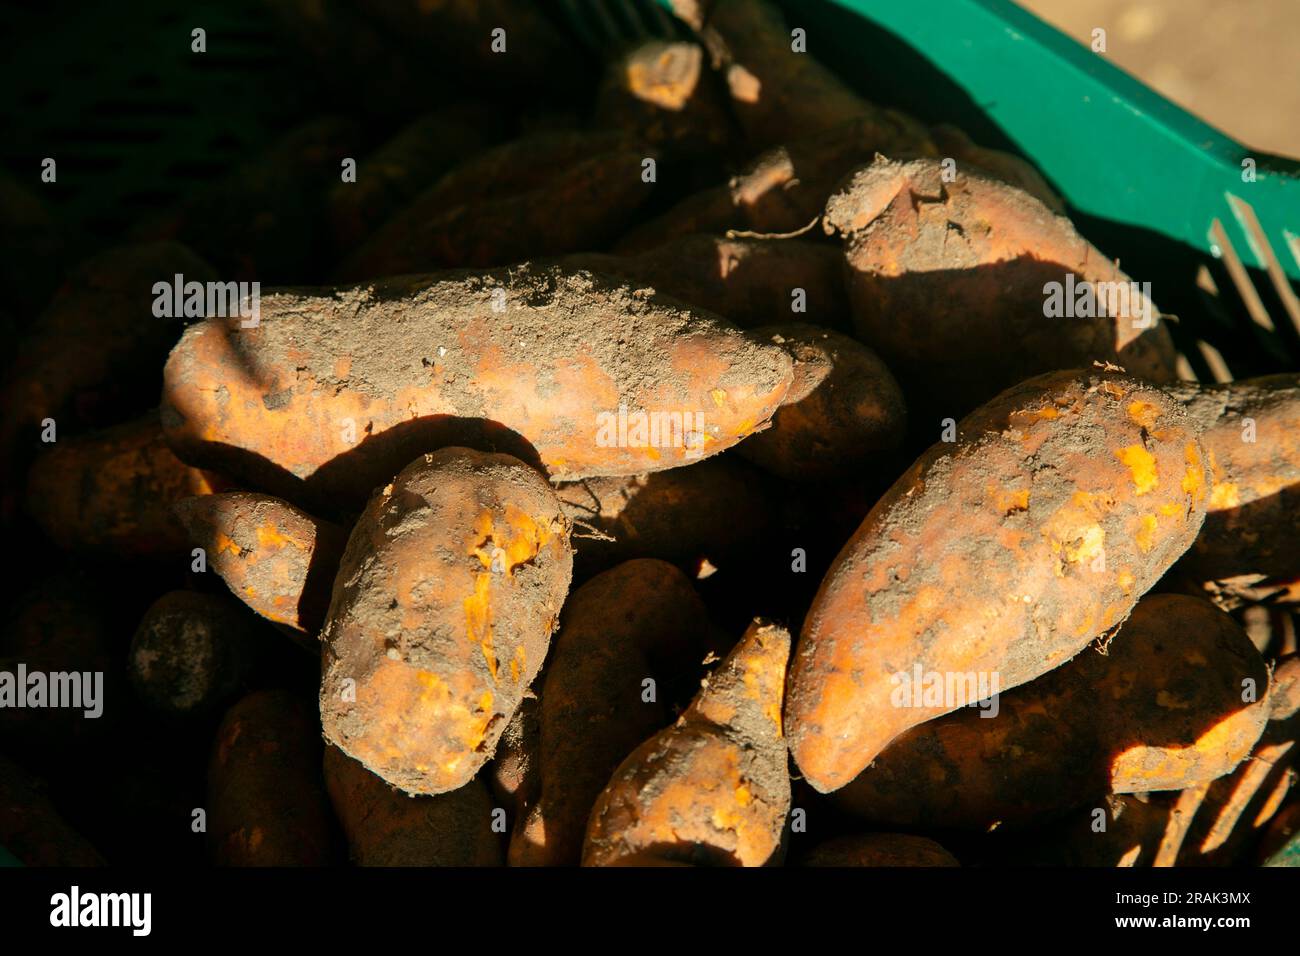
128 591 265 717
559 235 849 331
832 594 1269 830
823 156 1180 415
594 39 737 156
511 559 712 866
320 448 572 796
1166 375 1300 607
670 0 910 150
207 689 337 865
174 491 347 639
616 115 933 253
786 370 1211 793
0 754 105 866
928 123 1064 214
583 619 791 867
27 412 227 558
324 745 500 867
1 242 215 514
801 833 959 867
736 324 906 481
489 692 540 817
339 133 655 279
1176 655 1300 864
555 455 776 581
134 117 358 283
327 105 506 255
162 266 793 506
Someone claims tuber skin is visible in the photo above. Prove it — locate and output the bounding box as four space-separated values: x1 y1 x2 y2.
27 412 228 558
823 156 1180 416
928 123 1064 213
207 689 337 866
1165 374 1300 607
489 692 540 819
339 131 655 279
737 324 907 481
669 0 915 151
162 265 793 506
326 104 507 255
786 370 1211 793
128 591 264 717
511 559 713 866
132 117 359 283
320 448 573 796
0 754 106 866
2 242 215 517
174 491 347 640
594 40 737 156
616 115 935 253
558 235 850 332
832 595 1270 830
1175 655 1300 865
583 619 791 867
324 745 500 867
554 455 776 581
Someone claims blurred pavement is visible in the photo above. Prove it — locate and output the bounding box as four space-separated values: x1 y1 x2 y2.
1021 0 1300 158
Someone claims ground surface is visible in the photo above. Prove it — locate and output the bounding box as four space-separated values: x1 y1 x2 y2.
1022 0 1299 158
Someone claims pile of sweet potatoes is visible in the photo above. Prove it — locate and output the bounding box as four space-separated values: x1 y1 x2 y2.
2 0 1297 871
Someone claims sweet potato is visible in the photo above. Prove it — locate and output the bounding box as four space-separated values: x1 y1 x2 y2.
928 123 1064 214
558 235 849 331
134 117 358 282
0 571 122 764
174 491 347 639
583 619 791 867
511 559 712 865
207 689 336 865
670 0 909 150
324 745 500 867
616 115 933 253
0 754 105 866
127 591 264 717
594 39 736 155
327 105 507 254
339 133 655 279
489 692 540 816
554 456 775 580
162 266 794 505
823 156 1180 415
833 594 1269 830
1175 655 1300 864
27 412 227 558
1166 375 1300 607
736 324 906 481
801 833 959 867
786 370 1211 793
1031 659 1299 866
320 448 573 796
1 242 215 511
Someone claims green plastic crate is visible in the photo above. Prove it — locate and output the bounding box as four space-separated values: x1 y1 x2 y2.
590 0 1300 377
